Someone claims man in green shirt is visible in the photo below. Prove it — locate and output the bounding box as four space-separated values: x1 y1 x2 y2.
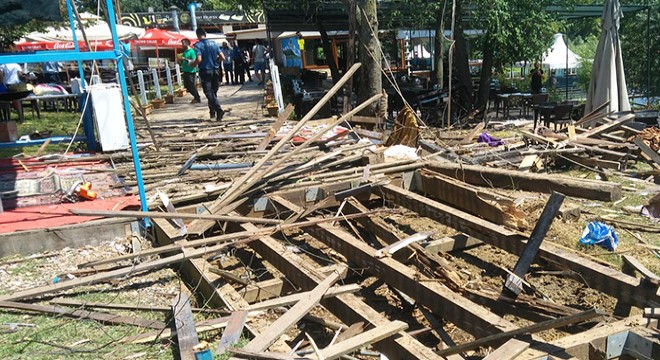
178 39 201 103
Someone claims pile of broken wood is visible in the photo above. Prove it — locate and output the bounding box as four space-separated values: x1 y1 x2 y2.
2 64 659 359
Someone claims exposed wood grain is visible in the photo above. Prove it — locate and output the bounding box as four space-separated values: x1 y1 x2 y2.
171 292 199 360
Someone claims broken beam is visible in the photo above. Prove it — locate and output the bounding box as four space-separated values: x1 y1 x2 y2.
426 161 621 201
504 192 565 296
436 308 604 357
379 184 660 308
238 222 442 360
305 222 517 338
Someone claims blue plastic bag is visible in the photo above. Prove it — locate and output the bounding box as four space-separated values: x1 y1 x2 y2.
578 221 619 251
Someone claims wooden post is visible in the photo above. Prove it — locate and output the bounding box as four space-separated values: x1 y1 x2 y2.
137 70 147 104
171 292 199 360
175 63 183 87
504 192 565 296
165 64 174 95
151 68 162 99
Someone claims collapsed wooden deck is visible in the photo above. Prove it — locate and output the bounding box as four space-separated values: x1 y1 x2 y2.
1 70 659 359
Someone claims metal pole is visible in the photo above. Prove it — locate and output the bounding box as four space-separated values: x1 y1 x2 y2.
105 0 148 214
170 6 180 32
65 0 85 84
565 33 569 101
190 4 197 31
646 2 651 104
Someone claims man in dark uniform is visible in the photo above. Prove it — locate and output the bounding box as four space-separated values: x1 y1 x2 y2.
191 28 225 121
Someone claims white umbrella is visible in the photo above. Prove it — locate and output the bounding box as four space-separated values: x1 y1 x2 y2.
585 0 631 114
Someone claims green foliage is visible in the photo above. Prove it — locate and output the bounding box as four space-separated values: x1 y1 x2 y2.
620 0 659 96
0 20 52 50
575 58 592 92
470 0 557 67
570 34 598 59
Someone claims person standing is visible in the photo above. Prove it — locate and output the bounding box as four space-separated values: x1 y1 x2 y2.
191 28 225 121
529 62 544 94
0 63 24 87
178 39 201 103
242 46 252 82
42 61 62 84
221 43 234 85
252 39 267 85
232 41 245 84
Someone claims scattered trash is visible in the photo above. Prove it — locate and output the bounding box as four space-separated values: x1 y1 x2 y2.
384 145 419 162
477 132 505 147
579 221 619 251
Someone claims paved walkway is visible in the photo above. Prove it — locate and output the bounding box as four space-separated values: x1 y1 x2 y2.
148 80 265 123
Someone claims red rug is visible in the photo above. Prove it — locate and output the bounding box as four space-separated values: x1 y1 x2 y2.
0 195 140 233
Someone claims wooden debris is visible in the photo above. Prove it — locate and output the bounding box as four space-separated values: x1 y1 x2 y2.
482 338 530 360
0 301 165 329
242 269 345 353
504 192 565 296
622 255 660 285
317 321 408 360
427 161 622 201
49 298 227 315
171 292 199 360
217 310 248 354
436 309 605 357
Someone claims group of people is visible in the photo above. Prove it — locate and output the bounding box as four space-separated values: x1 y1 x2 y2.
178 29 269 121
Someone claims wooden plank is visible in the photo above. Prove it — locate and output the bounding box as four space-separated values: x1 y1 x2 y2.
577 114 634 139
459 122 485 145
380 184 660 309
242 269 345 352
227 348 301 360
418 169 527 229
217 311 248 353
69 208 282 225
0 301 165 329
423 234 482 253
520 315 646 359
426 161 621 201
247 284 361 311
317 321 408 360
482 338 530 360
504 192 565 296
634 137 660 166
256 104 294 151
171 292 199 360
50 298 227 315
237 222 443 359
622 255 660 285
436 309 604 357
306 222 517 338
0 243 228 302
518 154 538 171
122 316 230 344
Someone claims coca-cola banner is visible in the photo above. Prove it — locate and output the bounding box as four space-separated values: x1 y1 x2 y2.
16 40 115 51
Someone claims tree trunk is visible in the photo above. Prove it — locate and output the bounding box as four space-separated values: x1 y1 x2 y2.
317 19 341 84
434 7 444 88
453 9 473 111
342 0 356 113
357 0 381 116
476 37 494 110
